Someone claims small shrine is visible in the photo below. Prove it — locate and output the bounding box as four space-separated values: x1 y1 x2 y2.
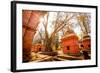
81 35 91 53
61 28 80 56
31 44 45 53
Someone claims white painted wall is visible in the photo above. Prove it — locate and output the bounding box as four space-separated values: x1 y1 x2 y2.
0 0 99 73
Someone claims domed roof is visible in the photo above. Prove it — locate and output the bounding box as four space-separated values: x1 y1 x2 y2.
61 26 78 39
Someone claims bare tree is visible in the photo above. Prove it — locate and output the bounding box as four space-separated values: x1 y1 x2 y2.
38 12 75 52
76 13 91 35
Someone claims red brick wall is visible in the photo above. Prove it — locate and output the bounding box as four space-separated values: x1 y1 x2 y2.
61 35 80 55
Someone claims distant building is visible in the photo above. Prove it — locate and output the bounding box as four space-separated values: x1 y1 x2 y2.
31 44 45 53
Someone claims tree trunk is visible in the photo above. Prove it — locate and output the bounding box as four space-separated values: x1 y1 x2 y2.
44 38 53 52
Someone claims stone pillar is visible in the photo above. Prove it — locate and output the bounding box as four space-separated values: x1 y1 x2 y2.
22 10 44 62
